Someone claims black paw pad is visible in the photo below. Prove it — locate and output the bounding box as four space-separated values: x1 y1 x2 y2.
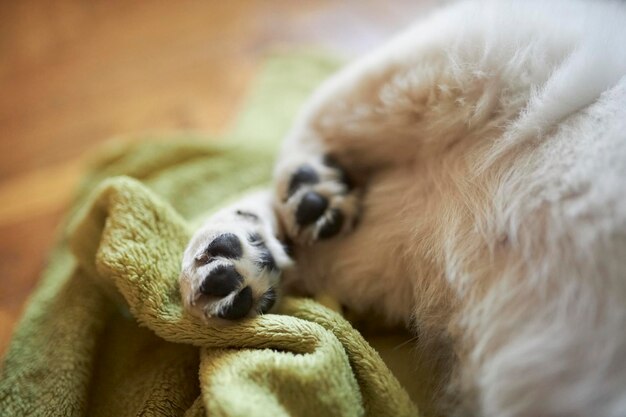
288 165 319 198
323 155 353 190
219 286 253 320
257 249 277 271
318 208 344 239
247 232 264 246
247 233 279 271
296 191 328 226
207 233 243 259
200 264 243 297
259 288 277 314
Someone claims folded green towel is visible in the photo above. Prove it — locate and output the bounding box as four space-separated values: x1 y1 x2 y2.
0 52 419 417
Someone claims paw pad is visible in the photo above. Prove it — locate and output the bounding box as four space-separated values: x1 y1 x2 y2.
258 287 277 314
296 191 328 226
318 208 344 239
288 165 319 198
218 286 253 320
205 233 243 259
248 232 279 272
200 264 243 297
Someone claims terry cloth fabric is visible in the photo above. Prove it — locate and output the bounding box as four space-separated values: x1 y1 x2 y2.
0 51 420 417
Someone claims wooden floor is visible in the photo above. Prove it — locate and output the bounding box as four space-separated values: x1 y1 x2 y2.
0 0 438 356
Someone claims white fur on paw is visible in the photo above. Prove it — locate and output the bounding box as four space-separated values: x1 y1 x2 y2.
274 156 360 245
179 197 291 321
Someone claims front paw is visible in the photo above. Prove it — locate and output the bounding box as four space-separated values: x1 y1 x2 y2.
180 207 291 321
275 156 360 244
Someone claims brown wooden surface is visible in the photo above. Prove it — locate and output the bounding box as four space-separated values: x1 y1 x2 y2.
0 0 437 356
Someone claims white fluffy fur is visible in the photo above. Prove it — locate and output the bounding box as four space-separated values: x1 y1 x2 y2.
182 1 626 415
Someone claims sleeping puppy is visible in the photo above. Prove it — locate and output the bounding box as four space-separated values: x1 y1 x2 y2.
179 1 626 415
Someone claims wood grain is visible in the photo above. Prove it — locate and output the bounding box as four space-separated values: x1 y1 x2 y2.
0 0 438 356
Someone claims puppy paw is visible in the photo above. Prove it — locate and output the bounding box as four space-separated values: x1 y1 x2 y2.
275 155 360 244
180 198 291 321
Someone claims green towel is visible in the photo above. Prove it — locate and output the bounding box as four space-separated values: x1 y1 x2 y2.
0 52 420 417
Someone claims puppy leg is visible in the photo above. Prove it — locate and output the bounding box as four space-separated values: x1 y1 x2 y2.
179 190 292 321
271 14 468 245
